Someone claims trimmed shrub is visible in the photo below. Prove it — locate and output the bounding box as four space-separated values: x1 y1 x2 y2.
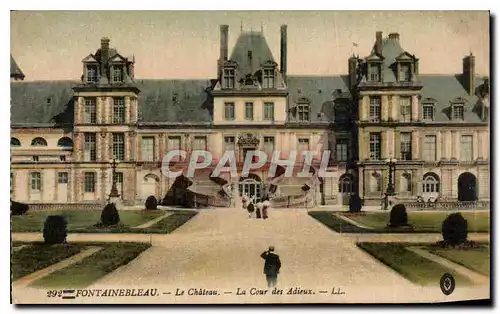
442 213 468 246
145 195 158 210
389 204 408 227
43 215 67 244
348 194 362 212
101 203 120 226
11 200 29 216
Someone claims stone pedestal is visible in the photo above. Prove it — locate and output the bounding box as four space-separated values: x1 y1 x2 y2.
382 193 397 211
109 196 124 210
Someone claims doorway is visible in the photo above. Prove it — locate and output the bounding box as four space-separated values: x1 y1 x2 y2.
458 172 477 201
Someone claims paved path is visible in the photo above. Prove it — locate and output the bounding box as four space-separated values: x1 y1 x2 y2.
408 247 489 285
13 246 103 288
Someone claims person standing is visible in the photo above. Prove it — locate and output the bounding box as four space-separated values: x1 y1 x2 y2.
255 202 262 219
260 246 281 288
262 199 270 219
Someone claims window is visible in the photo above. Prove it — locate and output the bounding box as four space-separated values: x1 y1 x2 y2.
60 156 66 162
399 63 411 82
168 136 181 151
339 175 355 193
112 133 125 161
460 135 473 161
400 173 412 193
11 137 21 146
58 172 68 184
298 104 310 122
400 132 412 160
423 105 434 121
86 65 98 83
423 135 437 161
399 96 412 122
114 172 123 184
245 102 254 120
369 97 381 122
112 66 123 82
224 136 235 152
84 133 97 161
113 97 125 124
141 136 155 161
453 104 464 120
369 133 381 160
223 68 235 89
336 138 350 162
224 103 235 120
263 69 275 88
33 156 39 162
193 136 207 150
369 63 380 82
84 172 96 193
263 136 275 156
84 98 97 124
264 102 275 121
31 137 47 146
57 137 73 147
297 138 309 156
422 173 440 193
30 172 42 191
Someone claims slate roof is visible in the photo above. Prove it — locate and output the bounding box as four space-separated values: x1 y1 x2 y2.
10 79 214 125
420 75 487 123
287 76 350 123
10 55 25 80
378 37 405 83
229 31 276 78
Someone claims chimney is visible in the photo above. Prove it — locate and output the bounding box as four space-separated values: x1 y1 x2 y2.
100 37 110 79
280 25 288 81
388 33 400 41
375 31 383 55
220 25 229 61
462 53 476 96
348 54 358 89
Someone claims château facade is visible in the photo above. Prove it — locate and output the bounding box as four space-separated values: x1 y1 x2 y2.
10 26 490 207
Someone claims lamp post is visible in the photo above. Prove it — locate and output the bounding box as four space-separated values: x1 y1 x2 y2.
109 158 120 198
385 157 397 196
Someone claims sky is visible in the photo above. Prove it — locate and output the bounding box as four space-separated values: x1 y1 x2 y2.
10 11 490 81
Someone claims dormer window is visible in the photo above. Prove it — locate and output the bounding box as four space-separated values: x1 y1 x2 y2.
453 104 465 120
112 65 123 82
423 104 434 121
298 104 310 122
399 62 411 82
263 69 275 88
86 64 98 83
223 68 235 89
369 63 381 82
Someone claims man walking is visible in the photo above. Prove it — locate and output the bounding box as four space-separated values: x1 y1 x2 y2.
260 246 281 288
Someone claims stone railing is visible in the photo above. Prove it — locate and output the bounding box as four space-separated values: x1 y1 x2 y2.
402 200 490 211
25 203 106 211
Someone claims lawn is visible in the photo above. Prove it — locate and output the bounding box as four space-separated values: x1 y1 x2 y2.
338 211 490 233
428 244 490 276
136 211 198 234
31 242 151 288
309 211 374 233
11 243 86 280
11 210 165 233
358 242 473 286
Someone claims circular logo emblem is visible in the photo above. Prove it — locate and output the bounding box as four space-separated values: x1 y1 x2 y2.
440 273 456 295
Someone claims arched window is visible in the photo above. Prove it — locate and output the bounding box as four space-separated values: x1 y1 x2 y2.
422 172 440 193
338 175 355 193
57 137 73 147
400 173 412 193
31 137 47 146
370 172 382 193
11 137 21 146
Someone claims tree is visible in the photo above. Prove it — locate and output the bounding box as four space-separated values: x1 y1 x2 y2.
43 215 67 244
